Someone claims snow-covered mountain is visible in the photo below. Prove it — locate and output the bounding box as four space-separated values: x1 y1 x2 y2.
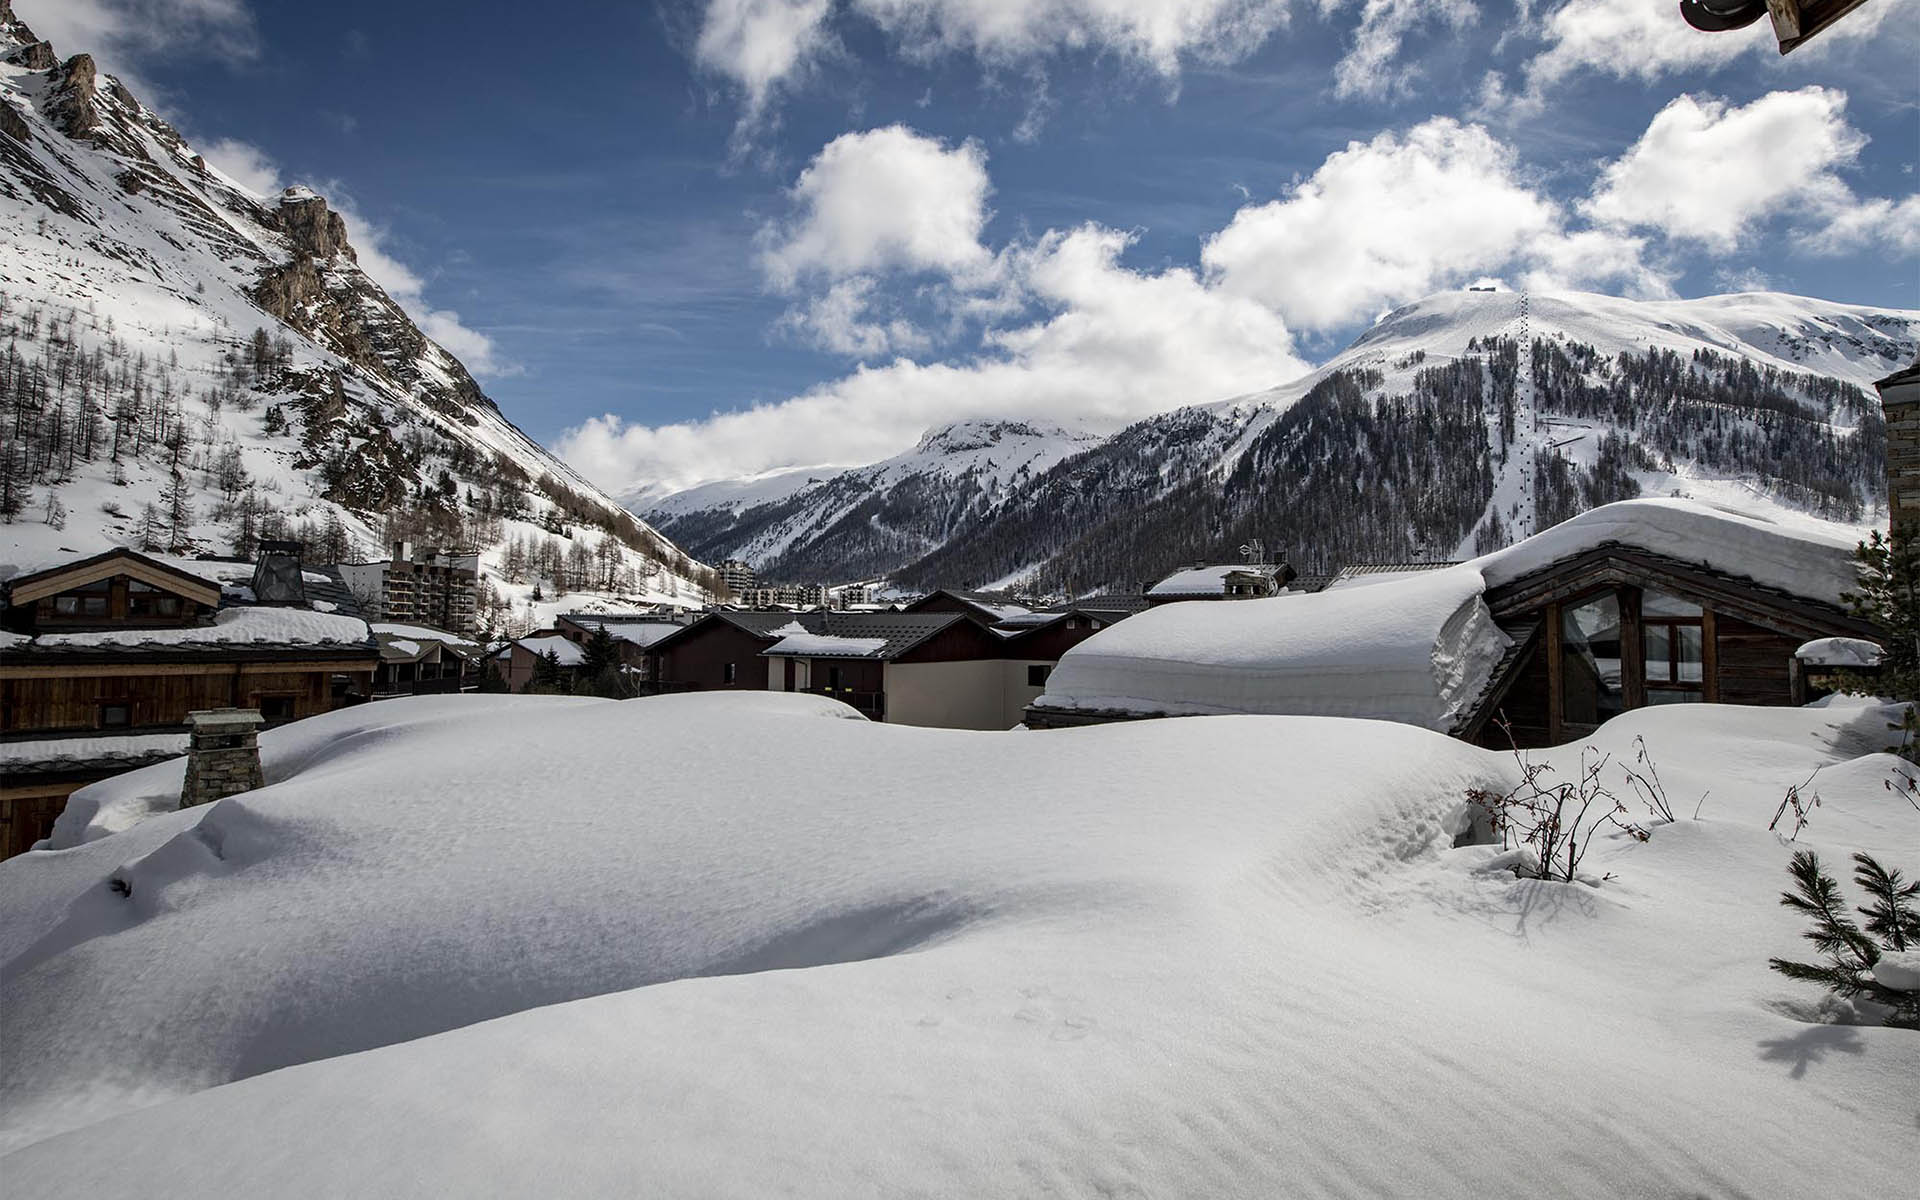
0 5 718 629
651 287 1918 594
643 418 1102 583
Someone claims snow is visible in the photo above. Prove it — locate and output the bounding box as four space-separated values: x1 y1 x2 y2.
1145 564 1265 597
1795 637 1884 668
1476 498 1861 606
763 633 890 658
1873 952 1920 992
1040 565 1507 729
0 694 1914 1196
1041 500 1864 726
369 622 479 647
565 619 686 648
0 734 187 771
503 635 586 666
14 607 370 649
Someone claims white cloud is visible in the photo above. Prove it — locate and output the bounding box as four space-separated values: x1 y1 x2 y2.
1200 118 1653 330
1330 0 1479 101
1582 88 1870 253
691 1 1292 134
557 221 1308 494
760 125 993 288
22 0 259 67
1517 0 1903 99
774 276 933 357
196 136 280 197
1809 194 1920 257
849 0 1291 72
694 0 835 127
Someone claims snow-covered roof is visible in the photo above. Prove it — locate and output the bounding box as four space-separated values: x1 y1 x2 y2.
763 632 890 659
1795 637 1883 668
1036 499 1868 729
503 635 586 666
1146 564 1283 598
1474 498 1859 606
0 732 188 774
565 619 686 648
370 622 479 648
1039 565 1506 730
10 606 373 652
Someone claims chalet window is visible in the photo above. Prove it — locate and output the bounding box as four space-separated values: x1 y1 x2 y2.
1643 590 1705 704
257 696 296 722
1027 665 1052 687
54 580 111 617
827 666 844 692
723 662 736 685
128 579 182 618
98 702 131 728
1560 592 1625 730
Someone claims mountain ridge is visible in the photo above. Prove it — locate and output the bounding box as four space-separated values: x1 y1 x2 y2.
0 5 719 628
643 287 1919 592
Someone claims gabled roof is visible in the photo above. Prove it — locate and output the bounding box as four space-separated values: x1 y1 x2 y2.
2 547 220 608
759 612 969 659
904 589 1035 621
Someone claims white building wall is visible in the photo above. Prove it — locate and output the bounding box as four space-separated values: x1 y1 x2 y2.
883 660 1010 730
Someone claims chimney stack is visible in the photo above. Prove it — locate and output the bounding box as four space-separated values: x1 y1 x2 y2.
1877 359 1920 529
251 539 307 606
180 709 265 809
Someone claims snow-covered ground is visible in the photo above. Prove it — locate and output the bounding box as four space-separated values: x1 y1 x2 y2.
2 690 1914 1196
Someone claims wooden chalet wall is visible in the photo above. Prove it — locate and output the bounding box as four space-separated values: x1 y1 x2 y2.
653 621 774 690
1714 615 1800 706
3 663 338 732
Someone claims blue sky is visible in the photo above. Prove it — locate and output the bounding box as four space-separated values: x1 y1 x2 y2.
28 0 1920 495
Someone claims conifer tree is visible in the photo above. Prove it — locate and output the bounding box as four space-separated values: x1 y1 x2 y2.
1840 525 1920 755
1769 850 1920 1028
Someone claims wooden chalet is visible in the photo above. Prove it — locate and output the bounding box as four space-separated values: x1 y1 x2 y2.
1 546 377 858
1452 542 1879 748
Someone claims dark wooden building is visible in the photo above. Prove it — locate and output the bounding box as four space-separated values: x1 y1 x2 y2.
1 547 377 858
1453 542 1880 748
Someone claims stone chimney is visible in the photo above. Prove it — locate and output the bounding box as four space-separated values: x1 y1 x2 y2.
1876 359 1920 529
251 539 307 606
180 709 265 809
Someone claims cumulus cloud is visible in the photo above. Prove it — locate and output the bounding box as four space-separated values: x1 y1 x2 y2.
1582 88 1874 253
774 276 933 357
760 125 993 288
1200 118 1659 331
196 136 281 197
558 219 1309 494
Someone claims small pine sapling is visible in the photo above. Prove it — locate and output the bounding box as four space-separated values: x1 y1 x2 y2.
1769 850 1920 1029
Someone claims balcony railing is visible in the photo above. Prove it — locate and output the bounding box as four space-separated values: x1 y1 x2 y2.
804 687 884 719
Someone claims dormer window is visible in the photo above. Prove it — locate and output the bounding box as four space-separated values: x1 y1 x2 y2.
127 579 185 619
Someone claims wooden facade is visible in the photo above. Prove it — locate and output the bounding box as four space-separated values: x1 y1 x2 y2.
1457 545 1878 748
1 549 377 859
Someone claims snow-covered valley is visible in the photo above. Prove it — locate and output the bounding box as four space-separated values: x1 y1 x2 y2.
2 690 1914 1196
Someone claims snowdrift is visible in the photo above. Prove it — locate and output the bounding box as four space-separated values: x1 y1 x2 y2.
2 690 1916 1197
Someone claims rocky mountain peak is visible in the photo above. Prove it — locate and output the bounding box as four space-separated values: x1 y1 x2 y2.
272 189 353 260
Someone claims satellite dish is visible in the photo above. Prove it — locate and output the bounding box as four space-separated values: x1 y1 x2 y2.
1679 0 1766 30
